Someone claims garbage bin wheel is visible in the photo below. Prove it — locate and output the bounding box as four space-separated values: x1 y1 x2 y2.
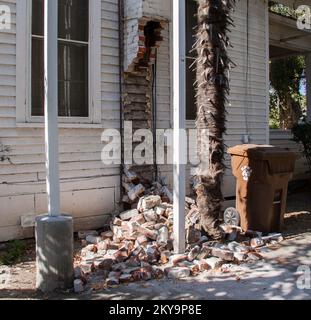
224 207 240 226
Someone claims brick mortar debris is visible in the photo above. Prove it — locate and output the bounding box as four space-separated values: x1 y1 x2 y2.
74 193 284 293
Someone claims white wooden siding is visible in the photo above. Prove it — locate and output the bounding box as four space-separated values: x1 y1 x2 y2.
0 0 121 241
0 0 270 241
222 0 268 197
180 0 269 197
157 0 269 199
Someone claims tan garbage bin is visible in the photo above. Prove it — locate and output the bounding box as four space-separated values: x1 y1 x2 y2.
228 145 297 233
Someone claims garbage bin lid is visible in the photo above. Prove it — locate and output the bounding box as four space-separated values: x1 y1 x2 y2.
228 144 298 161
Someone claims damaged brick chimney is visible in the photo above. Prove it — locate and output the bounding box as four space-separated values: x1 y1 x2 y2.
124 20 163 132
122 0 169 198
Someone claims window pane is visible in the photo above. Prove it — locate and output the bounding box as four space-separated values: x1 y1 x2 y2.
58 42 89 117
31 38 44 116
58 0 89 42
186 0 197 58
186 59 197 121
32 0 44 36
31 0 89 118
186 0 198 121
32 0 89 40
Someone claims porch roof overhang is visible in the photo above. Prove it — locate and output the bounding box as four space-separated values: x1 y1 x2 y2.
269 11 311 59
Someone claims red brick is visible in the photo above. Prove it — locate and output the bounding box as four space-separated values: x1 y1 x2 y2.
160 251 171 264
114 250 129 263
101 231 114 240
194 259 210 272
95 257 115 270
126 255 141 267
187 245 201 262
140 267 152 281
120 274 133 284
170 254 188 266
211 248 235 261
130 214 146 225
152 267 164 279
132 270 142 282
80 261 94 275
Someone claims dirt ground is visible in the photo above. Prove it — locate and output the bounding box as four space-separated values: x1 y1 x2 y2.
0 189 311 300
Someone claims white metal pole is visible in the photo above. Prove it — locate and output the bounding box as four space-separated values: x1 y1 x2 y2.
265 1 270 144
173 0 186 254
44 0 60 217
306 53 311 122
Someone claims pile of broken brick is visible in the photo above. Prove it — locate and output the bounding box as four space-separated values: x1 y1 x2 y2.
122 167 173 207
74 195 283 293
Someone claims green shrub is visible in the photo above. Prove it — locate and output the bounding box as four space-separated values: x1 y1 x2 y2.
292 121 311 173
0 240 26 266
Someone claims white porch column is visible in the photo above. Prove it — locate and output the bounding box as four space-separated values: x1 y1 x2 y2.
306 53 311 122
265 1 270 144
36 1 74 293
173 0 186 254
44 0 60 216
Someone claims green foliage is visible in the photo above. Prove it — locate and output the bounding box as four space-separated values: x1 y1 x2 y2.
269 1 299 18
0 240 26 266
271 56 305 96
268 3 306 129
292 121 311 173
270 56 306 129
269 87 281 129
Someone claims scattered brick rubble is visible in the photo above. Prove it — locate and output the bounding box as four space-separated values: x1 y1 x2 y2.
74 193 284 293
121 167 173 207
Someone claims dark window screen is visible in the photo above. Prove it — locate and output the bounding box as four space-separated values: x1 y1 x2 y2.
31 0 89 117
186 0 198 121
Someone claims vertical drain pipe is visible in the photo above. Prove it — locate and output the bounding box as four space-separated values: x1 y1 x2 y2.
152 48 158 182
118 0 125 205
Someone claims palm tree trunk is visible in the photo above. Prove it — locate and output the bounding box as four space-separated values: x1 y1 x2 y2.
195 0 236 240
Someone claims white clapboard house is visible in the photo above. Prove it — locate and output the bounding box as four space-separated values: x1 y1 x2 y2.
0 0 310 241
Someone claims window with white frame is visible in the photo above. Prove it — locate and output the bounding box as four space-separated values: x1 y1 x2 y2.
16 0 101 124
